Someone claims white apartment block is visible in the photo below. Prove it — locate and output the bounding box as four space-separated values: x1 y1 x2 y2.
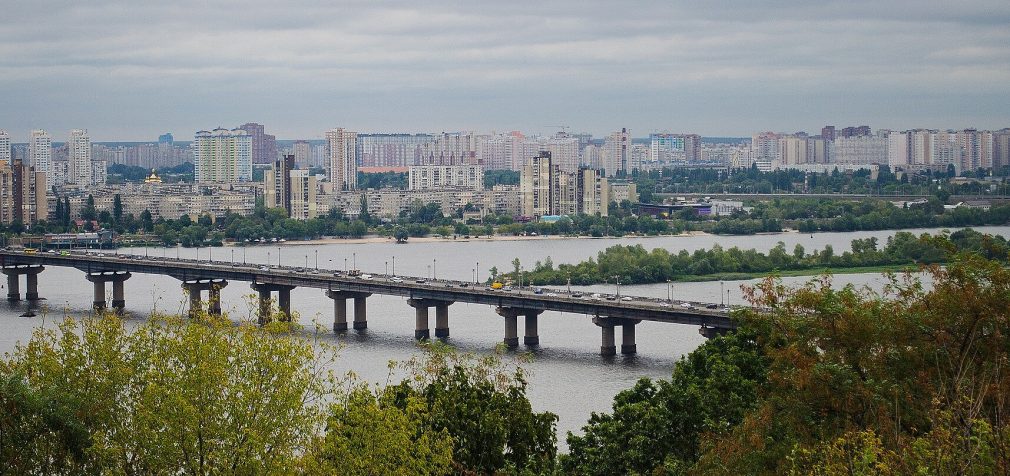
29 129 52 178
67 129 93 185
601 128 630 176
289 169 318 220
56 183 258 220
0 130 10 164
408 164 484 191
193 128 253 183
326 128 358 190
829 135 889 165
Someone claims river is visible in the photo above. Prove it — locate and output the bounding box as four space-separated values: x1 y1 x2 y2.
2 225 1007 447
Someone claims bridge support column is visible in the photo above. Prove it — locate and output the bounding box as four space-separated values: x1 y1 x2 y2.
93 280 106 310
593 317 639 356
183 283 203 318
412 303 429 340
600 324 616 356
25 269 41 301
434 303 450 339
251 283 296 324
256 287 271 325
699 326 733 339
6 272 20 302
331 296 347 332
326 291 371 332
86 272 130 312
621 320 639 355
353 296 368 330
277 287 291 321
524 311 542 347
207 281 227 316
497 307 520 348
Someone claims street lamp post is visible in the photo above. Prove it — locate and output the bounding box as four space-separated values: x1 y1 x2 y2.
433 258 436 280
277 247 281 268
344 258 347 272
209 246 212 262
268 251 271 268
392 256 395 276
667 280 672 301
304 255 308 269
720 281 725 306
385 261 388 275
315 250 318 270
352 252 356 270
613 275 621 297
243 246 247 264
476 261 479 283
231 249 234 265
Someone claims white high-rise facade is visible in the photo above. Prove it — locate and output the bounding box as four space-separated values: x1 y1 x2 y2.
68 129 93 185
28 129 52 178
326 128 358 191
0 130 10 164
193 128 253 183
602 128 630 176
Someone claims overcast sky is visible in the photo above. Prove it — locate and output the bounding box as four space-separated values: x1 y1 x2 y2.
1 0 1008 141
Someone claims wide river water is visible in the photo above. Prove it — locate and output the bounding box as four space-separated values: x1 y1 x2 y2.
3 225 1008 448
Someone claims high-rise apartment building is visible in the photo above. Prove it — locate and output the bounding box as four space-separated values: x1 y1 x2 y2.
293 140 312 168
238 123 278 164
263 155 296 215
751 132 781 162
542 133 580 173
994 129 1010 169
193 128 253 183
0 130 10 164
158 133 174 145
778 136 808 165
420 132 478 165
289 169 318 220
29 129 52 179
830 135 889 165
520 151 607 218
821 126 836 143
358 134 432 167
887 132 909 167
408 164 484 190
602 128 630 176
0 158 46 225
325 128 358 191
67 129 93 185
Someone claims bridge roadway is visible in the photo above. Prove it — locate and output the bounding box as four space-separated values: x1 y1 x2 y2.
0 249 737 356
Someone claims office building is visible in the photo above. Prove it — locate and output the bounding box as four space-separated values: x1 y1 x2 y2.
408 164 483 191
0 158 47 225
326 128 358 191
263 155 296 215
238 123 278 164
193 128 253 183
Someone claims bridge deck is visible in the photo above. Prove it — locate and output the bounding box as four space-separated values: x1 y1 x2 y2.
0 250 736 329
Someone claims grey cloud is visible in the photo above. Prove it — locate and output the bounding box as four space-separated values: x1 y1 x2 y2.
0 0 1007 139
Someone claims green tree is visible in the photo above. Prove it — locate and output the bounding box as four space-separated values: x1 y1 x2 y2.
112 194 123 223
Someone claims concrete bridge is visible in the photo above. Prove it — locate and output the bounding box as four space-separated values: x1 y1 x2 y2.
0 249 737 356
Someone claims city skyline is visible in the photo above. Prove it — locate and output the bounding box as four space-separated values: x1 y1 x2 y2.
1 1 1008 140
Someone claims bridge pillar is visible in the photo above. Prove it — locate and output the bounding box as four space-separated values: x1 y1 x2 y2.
93 280 106 310
496 307 520 348
330 295 347 332
250 283 296 324
434 302 451 339
699 326 733 339
207 281 228 316
256 286 271 325
621 320 639 355
277 287 292 321
353 295 368 330
593 317 639 356
5 272 20 302
524 310 542 347
183 282 204 318
25 267 43 301
83 272 130 313
600 324 616 356
410 299 430 340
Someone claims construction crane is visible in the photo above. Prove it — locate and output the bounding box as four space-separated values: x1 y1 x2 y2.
544 125 571 134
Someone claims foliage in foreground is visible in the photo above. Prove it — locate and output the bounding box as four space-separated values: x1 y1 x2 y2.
0 312 555 475
565 239 1010 475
